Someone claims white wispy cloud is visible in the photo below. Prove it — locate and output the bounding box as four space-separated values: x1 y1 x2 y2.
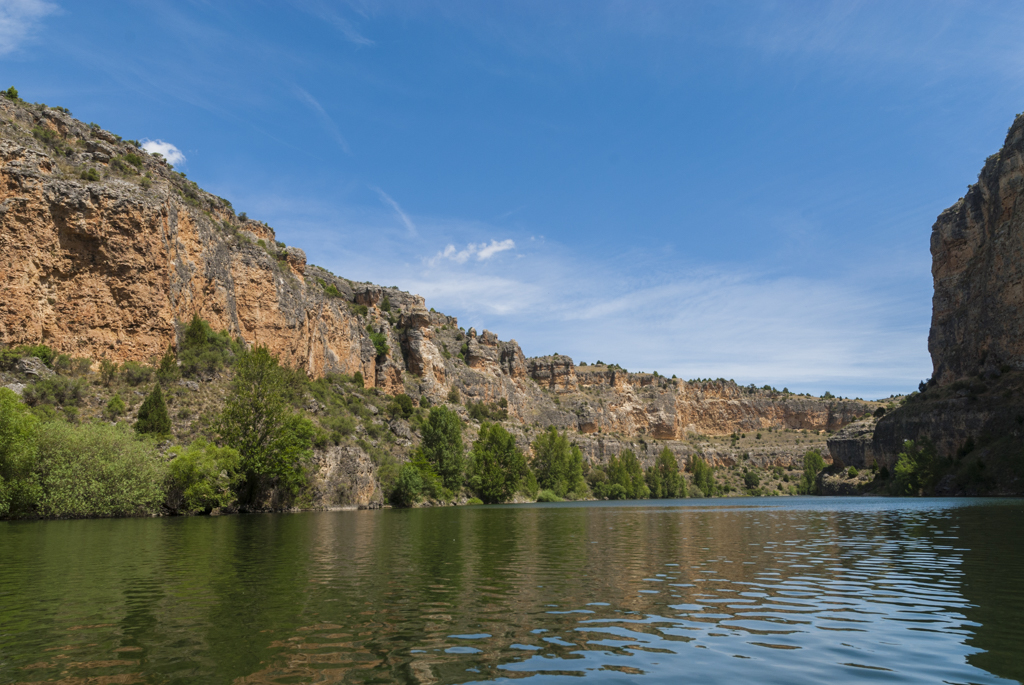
288 0 374 46
430 239 516 265
0 0 57 56
294 86 351 154
141 139 186 166
373 187 417 237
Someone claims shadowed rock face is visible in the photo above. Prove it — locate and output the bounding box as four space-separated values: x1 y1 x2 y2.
930 113 1024 385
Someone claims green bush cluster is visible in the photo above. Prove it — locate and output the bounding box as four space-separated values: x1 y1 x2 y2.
798 450 826 494
0 343 55 369
466 400 508 422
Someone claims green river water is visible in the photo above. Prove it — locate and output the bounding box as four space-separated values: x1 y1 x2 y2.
1 497 1023 684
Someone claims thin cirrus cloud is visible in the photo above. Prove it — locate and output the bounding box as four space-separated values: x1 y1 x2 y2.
429 239 516 265
373 187 417 237
141 139 186 166
0 0 57 56
294 86 351 154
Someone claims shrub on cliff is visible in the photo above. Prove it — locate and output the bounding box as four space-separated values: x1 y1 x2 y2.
468 422 528 504
530 427 588 499
218 345 314 507
135 384 171 436
22 377 87 407
120 361 154 386
178 315 241 379
0 344 55 369
33 421 167 517
420 406 465 491
166 439 240 513
891 439 948 496
0 388 41 517
387 393 415 419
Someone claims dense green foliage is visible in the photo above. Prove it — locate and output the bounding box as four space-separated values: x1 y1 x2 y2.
646 447 686 498
0 389 41 517
391 462 424 507
798 450 826 494
467 400 508 422
34 422 167 517
0 343 55 369
420 406 465 491
600 450 649 500
22 376 86 407
387 393 415 419
135 384 171 435
690 454 716 497
530 426 588 498
178 315 241 378
891 440 948 495
166 439 240 513
469 422 529 503
218 346 314 507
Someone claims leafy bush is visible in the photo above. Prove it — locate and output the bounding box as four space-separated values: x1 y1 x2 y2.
468 422 528 503
466 497 483 505
104 394 126 420
324 283 343 298
120 360 154 386
387 393 415 419
22 376 87 407
178 315 240 379
744 470 760 489
165 439 240 513
367 327 389 357
447 387 461 404
135 384 171 436
156 345 181 383
3 86 18 100
353 304 368 317
536 489 563 502
0 344 55 369
847 466 859 478
52 354 92 376
467 400 508 422
80 168 101 182
0 388 41 517
33 421 167 517
419 395 431 408
391 462 423 507
140 175 153 189
99 358 119 386
530 426 588 498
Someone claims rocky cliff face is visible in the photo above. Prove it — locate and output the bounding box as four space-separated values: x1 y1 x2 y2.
930 113 1024 385
2 96 877 493
826 112 1024 493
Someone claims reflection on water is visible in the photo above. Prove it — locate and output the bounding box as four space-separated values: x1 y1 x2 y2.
1 498 1022 684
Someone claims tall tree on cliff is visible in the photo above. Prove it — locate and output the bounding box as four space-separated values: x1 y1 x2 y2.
218 346 313 507
135 384 170 436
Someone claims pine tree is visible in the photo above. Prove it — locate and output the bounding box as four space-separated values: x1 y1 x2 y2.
135 384 170 435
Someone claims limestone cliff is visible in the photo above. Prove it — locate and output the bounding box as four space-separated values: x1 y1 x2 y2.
827 112 1024 494
1 95 876 495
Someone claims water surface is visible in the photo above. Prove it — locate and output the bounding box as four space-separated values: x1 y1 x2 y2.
1 497 1022 684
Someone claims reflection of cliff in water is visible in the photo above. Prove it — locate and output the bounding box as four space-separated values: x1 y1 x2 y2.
957 504 1024 684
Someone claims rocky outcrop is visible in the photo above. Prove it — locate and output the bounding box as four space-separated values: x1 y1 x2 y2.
307 444 384 508
1 95 876 471
827 418 880 470
930 113 1024 385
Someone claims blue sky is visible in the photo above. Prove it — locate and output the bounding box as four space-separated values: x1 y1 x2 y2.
4 1 1024 399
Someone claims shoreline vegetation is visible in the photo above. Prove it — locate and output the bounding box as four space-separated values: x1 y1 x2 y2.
1 318 935 522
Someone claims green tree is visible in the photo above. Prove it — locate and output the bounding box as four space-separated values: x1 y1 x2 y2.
391 462 423 507
218 345 314 507
606 450 649 499
530 426 588 498
891 439 946 496
104 394 126 420
0 388 41 517
469 422 529 503
690 454 716 497
166 439 240 513
178 315 240 378
387 393 415 419
135 384 170 435
156 345 180 383
421 406 465 491
647 447 685 498
798 449 826 494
